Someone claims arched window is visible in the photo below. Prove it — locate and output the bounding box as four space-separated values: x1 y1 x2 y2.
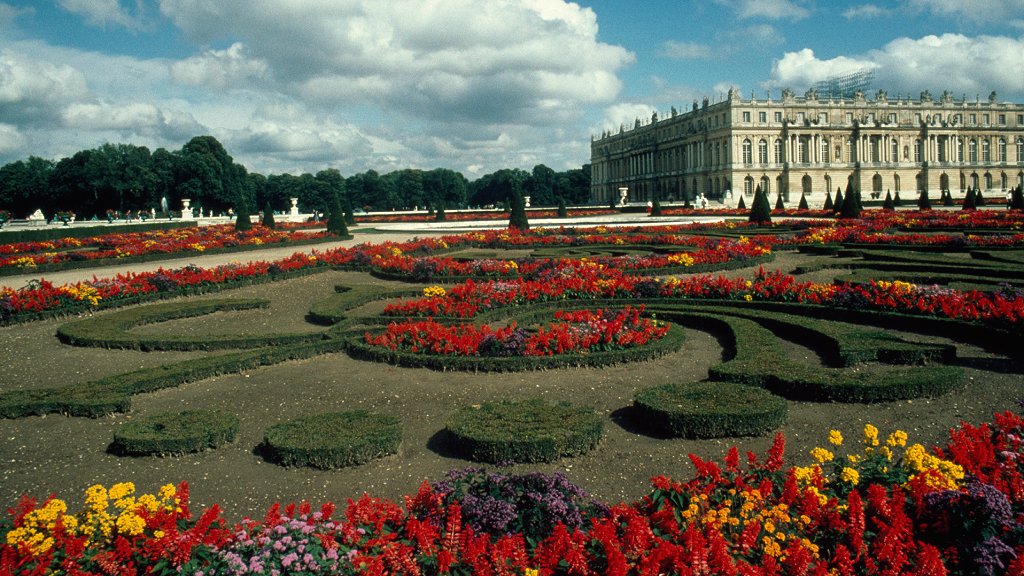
982 139 990 162
825 175 832 193
758 139 768 164
760 176 771 194
798 138 809 163
742 140 752 164
744 176 754 196
969 139 978 163
773 139 783 164
914 139 922 163
891 139 898 163
957 138 964 162
998 138 1006 162
1018 138 1024 163
821 139 830 164
984 173 992 190
714 142 721 166
894 174 901 192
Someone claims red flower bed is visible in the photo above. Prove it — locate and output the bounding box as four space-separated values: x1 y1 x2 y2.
5 413 1024 574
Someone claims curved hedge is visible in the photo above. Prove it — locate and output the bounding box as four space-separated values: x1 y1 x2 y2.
57 298 326 351
111 410 238 455
261 411 401 469
446 399 603 463
633 381 787 438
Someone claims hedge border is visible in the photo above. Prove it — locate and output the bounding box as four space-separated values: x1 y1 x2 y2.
0 221 193 243
111 410 239 456
446 399 603 463
56 298 326 351
633 381 788 438
261 410 401 469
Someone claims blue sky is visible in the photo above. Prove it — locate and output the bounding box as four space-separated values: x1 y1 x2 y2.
1 1 1022 178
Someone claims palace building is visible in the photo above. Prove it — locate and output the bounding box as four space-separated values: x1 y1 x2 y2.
590 88 1024 208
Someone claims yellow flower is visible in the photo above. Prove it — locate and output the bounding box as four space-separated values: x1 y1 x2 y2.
863 424 879 446
524 569 540 576
744 294 753 302
115 512 146 536
887 430 908 447
841 467 860 485
810 447 834 464
108 482 134 501
423 285 446 298
828 430 843 446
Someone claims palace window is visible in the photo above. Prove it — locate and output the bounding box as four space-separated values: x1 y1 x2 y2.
773 139 783 163
743 112 751 122
957 138 964 162
742 139 752 164
970 114 977 125
774 111 782 122
982 139 990 162
999 138 1007 162
758 139 768 164
983 114 990 124
969 139 978 163
891 139 899 163
1017 138 1024 162
759 111 766 122
999 114 1006 125
821 139 830 163
798 138 809 163
914 139 922 163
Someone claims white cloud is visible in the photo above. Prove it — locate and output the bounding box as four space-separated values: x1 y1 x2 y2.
171 43 269 90
660 40 713 60
716 0 810 20
767 35 1024 99
0 3 33 29
58 0 145 30
597 103 658 134
907 0 1024 24
0 123 23 154
0 49 90 124
842 4 889 19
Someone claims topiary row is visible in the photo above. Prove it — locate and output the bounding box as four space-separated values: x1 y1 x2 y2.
633 381 787 438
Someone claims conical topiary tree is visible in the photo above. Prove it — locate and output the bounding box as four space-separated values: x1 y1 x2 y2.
942 189 954 207
509 188 530 231
962 186 977 210
261 202 276 228
435 201 446 221
774 193 785 211
823 190 834 211
976 187 986 206
882 190 895 211
235 193 252 232
736 195 746 210
918 188 932 210
748 185 771 224
798 193 809 210
327 192 349 237
650 196 663 216
684 195 693 209
833 186 844 214
1010 186 1024 210
894 190 903 207
839 182 861 219
557 197 568 218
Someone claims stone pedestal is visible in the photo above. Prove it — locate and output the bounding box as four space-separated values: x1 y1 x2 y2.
524 195 531 208
289 198 300 222
181 199 192 219
618 187 629 206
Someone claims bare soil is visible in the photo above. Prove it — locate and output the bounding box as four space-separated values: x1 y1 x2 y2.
1 251 1022 521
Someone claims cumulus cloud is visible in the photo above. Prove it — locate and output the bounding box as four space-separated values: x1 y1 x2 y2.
596 103 658 134
0 123 23 154
768 35 1024 99
0 49 89 124
158 1 632 126
171 43 269 89
58 0 146 30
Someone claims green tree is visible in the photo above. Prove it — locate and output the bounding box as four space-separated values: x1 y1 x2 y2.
774 193 785 211
918 188 932 210
235 192 252 231
527 164 558 206
883 190 895 211
175 135 239 214
833 187 844 214
395 169 424 209
650 196 663 216
839 182 861 219
327 191 350 236
1010 186 1024 210
748 185 771 223
798 193 809 210
262 201 276 228
736 195 746 209
962 186 977 210
823 190 834 211
557 197 568 218
0 156 56 217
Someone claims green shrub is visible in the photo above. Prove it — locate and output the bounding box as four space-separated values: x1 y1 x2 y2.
883 190 895 211
634 381 787 438
446 399 603 463
112 410 239 455
262 411 401 469
823 190 834 211
798 193 809 210
327 192 350 237
509 189 530 231
962 187 978 210
918 189 932 210
650 197 663 216
557 198 568 218
235 194 252 232
261 202 276 228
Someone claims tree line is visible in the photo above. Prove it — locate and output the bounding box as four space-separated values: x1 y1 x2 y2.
0 135 591 219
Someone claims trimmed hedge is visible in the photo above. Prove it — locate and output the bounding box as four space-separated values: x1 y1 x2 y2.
0 338 349 418
657 310 963 403
0 221 193 243
633 381 787 438
111 410 239 456
261 411 401 469
307 284 421 328
446 399 603 463
57 298 326 351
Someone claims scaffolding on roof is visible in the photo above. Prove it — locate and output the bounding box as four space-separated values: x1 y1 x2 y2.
811 70 875 100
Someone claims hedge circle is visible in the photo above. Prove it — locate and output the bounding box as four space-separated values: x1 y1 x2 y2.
261 411 401 469
633 381 787 438
111 410 239 456
446 399 604 463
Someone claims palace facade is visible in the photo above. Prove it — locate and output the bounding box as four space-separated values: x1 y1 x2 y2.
590 89 1024 207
